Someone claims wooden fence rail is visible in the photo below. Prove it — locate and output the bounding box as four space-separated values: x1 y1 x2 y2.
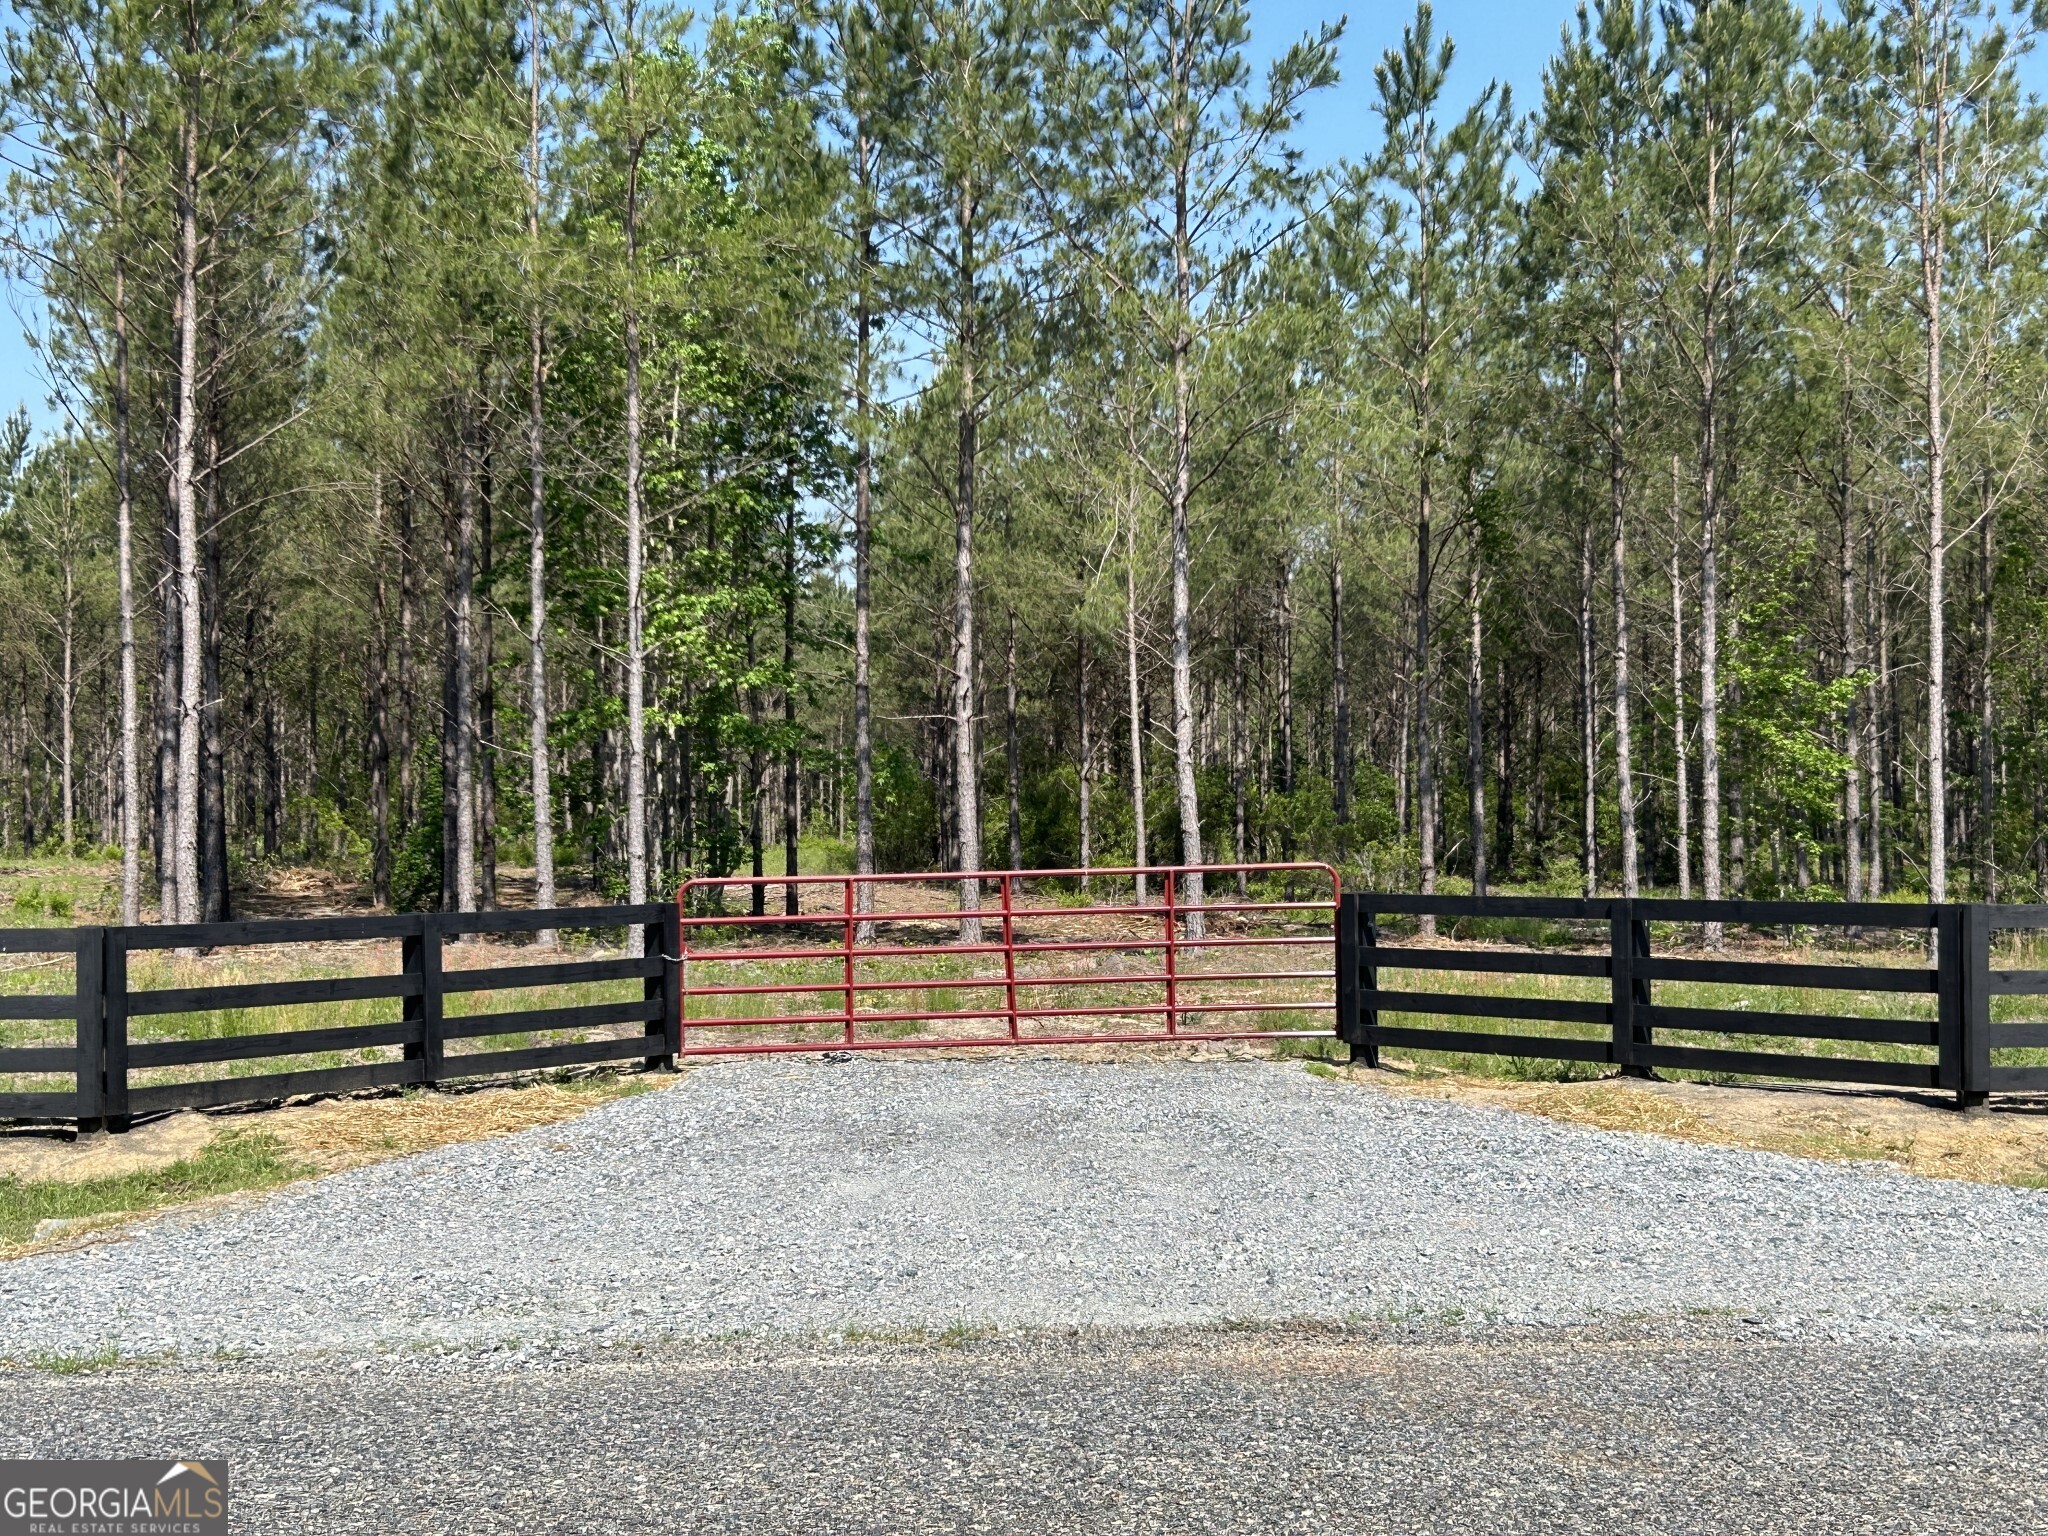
0 904 678 1132
1336 894 2048 1105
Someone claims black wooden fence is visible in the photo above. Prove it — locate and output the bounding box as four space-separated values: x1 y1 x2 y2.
1337 894 2048 1104
0 904 679 1131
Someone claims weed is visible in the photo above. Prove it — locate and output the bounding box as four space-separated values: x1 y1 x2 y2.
0 1130 310 1247
18 1346 122 1374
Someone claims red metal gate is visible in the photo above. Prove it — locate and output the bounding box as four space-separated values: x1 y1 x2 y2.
675 863 1339 1057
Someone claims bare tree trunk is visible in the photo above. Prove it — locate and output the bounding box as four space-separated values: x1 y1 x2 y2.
171 106 202 925
477 460 498 910
783 489 800 915
1168 201 1204 935
452 411 478 913
1277 562 1295 797
1670 461 1691 899
114 142 140 923
1416 471 1436 931
1231 635 1247 896
1978 500 1993 897
1125 508 1147 904
852 120 877 930
1077 629 1092 893
1916 38 1950 907
623 138 648 946
1841 486 1862 902
951 180 983 941
397 483 417 830
370 475 392 907
1467 553 1485 898
59 557 74 852
1330 532 1349 835
1005 609 1022 871
1610 344 1636 897
528 0 555 940
1579 520 1596 898
199 434 227 922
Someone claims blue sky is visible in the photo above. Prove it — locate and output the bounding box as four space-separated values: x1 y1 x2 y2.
0 0 2039 436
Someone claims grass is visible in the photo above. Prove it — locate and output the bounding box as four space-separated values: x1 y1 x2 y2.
0 1130 309 1247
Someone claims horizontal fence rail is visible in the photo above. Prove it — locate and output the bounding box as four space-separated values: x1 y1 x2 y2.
1336 894 2013 1103
0 905 677 1131
677 863 1340 1057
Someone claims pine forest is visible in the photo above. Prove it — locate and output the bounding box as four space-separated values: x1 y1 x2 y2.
2 0 2045 930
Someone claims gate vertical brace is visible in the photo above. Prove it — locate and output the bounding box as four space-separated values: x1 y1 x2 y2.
1959 903 1990 1108
73 925 104 1133
841 879 856 1047
1163 870 1178 1035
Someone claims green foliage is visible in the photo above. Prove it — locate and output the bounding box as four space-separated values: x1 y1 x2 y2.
0 1132 309 1247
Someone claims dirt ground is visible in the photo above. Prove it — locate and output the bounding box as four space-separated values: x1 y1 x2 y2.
1356 1057 2048 1187
0 1071 682 1187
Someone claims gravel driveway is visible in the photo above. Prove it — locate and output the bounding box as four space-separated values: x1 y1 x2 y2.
5 1056 2047 1359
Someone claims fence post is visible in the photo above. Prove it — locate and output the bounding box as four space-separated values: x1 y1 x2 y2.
402 915 444 1088
101 926 129 1133
1335 893 1359 1053
1610 901 1652 1077
1935 905 1964 1100
73 926 104 1134
646 906 678 1069
1349 900 1381 1069
1960 904 1990 1109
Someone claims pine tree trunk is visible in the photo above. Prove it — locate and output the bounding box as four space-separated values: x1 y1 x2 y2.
622 139 648 945
1670 462 1691 899
397 483 417 830
1076 628 1092 893
452 413 478 913
1124 508 1147 904
199 440 227 922
1231 635 1247 895
852 121 877 929
1467 554 1485 898
370 475 392 908
527 0 555 939
1416 471 1435 931
171 107 202 926
951 177 982 941
59 561 73 852
1841 485 1862 903
477 463 498 910
783 490 800 915
1610 344 1636 897
1168 196 1204 934
1277 563 1294 797
1579 520 1596 899
1330 536 1349 833
1978 501 1994 897
1005 610 1021 872
113 142 140 924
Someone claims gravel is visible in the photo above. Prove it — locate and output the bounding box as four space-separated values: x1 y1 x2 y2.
4 1056 2048 1360
6 1323 2044 1533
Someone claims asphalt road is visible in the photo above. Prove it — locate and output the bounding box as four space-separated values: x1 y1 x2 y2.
6 1321 2043 1534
